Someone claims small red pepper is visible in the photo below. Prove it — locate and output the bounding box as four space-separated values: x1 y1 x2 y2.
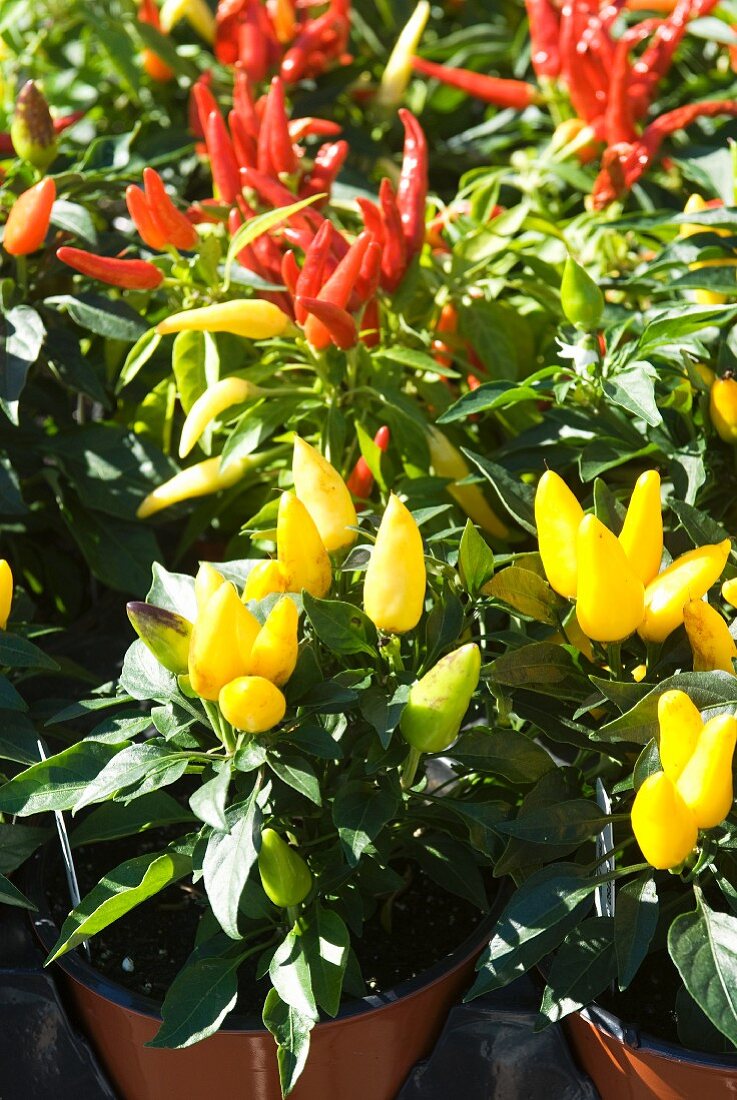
240 165 324 232
346 425 390 500
378 177 407 293
236 0 270 82
288 118 342 142
229 109 257 170
142 168 198 250
191 75 219 140
299 140 349 204
126 184 169 251
411 56 540 109
295 221 335 324
281 249 301 296
3 178 56 256
205 110 241 206
297 295 357 349
397 109 428 259
57 247 163 289
303 230 373 348
525 0 561 79
360 297 381 349
257 76 298 177
356 197 385 247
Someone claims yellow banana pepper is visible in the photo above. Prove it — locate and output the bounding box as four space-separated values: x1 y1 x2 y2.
575 514 645 643
243 560 287 602
657 689 703 781
247 597 299 687
188 582 261 700
159 0 216 42
156 300 290 340
638 539 731 644
684 599 737 674
179 377 259 458
710 376 737 444
631 771 697 870
534 470 583 599
195 562 225 614
364 494 426 633
376 1 431 109
137 454 257 519
676 713 737 828
428 427 509 540
292 437 358 553
277 492 332 598
618 470 663 586
722 577 737 608
0 559 12 630
218 675 286 733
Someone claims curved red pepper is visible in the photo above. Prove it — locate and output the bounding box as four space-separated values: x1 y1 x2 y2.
57 247 163 289
397 110 428 259
142 168 198 250
297 295 357 350
126 184 169 251
411 56 540 109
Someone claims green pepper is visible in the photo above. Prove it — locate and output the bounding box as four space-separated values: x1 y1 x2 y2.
258 828 312 909
400 643 481 755
560 256 605 331
126 601 192 675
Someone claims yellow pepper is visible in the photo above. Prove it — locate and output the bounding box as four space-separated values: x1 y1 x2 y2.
400 643 481 754
638 539 731 644
243 560 287 602
684 599 737 674
680 194 729 306
575 514 644 643
657 689 703 781
292 437 358 553
126 602 192 675
722 577 737 608
363 494 426 633
159 0 216 42
277 492 332 598
156 300 290 340
618 470 663 586
428 427 509 540
534 470 583 599
137 454 257 519
710 376 737 444
631 771 698 870
218 675 286 733
258 828 312 908
676 713 737 828
195 562 225 614
0 560 12 630
376 1 431 109
632 664 647 682
247 597 299 687
188 582 261 700
179 377 259 458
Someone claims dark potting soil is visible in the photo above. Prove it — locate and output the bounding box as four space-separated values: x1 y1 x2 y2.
598 950 682 1046
47 832 489 1016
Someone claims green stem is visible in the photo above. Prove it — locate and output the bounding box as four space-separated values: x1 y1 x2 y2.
607 642 624 681
646 641 661 676
383 634 404 674
401 746 422 791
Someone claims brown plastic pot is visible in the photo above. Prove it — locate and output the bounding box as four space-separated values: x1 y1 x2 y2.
566 1001 737 1099
29 857 502 1100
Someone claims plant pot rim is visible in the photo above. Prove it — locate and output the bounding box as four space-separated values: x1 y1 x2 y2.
577 1000 737 1070
26 844 502 1035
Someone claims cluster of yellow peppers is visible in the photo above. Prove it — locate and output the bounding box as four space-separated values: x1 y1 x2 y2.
535 468 732 648
632 690 737 869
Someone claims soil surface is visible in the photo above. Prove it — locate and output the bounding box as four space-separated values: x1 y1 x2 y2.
47 832 489 1016
598 951 682 1045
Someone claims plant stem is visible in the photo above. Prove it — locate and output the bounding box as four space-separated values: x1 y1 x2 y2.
607 642 624 681
401 746 422 790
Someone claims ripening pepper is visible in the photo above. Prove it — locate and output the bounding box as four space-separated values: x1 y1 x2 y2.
638 539 731 644
676 712 737 828
684 599 737 674
680 194 728 306
292 437 358 553
179 377 259 458
658 689 703 781
534 470 583 599
137 454 258 519
618 470 663 586
560 256 605 331
156 300 290 340
3 177 56 256
159 0 216 42
244 561 287 602
427 427 509 540
576 514 645 643
363 494 426 634
258 828 312 908
277 492 332 598
723 577 737 608
400 643 481 754
710 377 737 444
247 597 299 687
126 601 192 675
57 247 164 290
631 771 698 870
195 562 225 614
10 81 57 170
0 559 12 630
218 675 286 733
188 581 261 700
376 0 431 109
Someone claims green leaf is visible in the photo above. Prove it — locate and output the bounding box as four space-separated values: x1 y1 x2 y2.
489 643 589 700
0 740 127 816
50 200 97 245
601 672 737 744
146 562 198 620
189 762 231 831
73 743 189 811
224 195 324 286
486 568 566 625
0 823 50 873
438 380 541 423
304 905 349 1017
462 451 536 534
0 305 45 423
55 490 161 594
47 294 147 341
203 787 262 939
360 682 409 750
602 367 661 427
116 329 161 392
615 874 658 991
263 988 315 1097
332 781 397 866
0 633 58 670
669 891 737 1047
149 935 246 1049
171 330 219 415
48 850 191 960
301 593 377 658
0 872 35 910
70 792 195 847
414 834 488 909
268 753 322 806
269 928 319 1022
0 710 41 765
459 520 495 595
453 728 553 784
539 917 617 1025
120 639 179 703
494 800 607 846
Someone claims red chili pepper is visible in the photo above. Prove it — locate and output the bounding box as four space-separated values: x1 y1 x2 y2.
297 295 357 349
280 3 350 84
57 247 163 289
299 139 349 204
411 56 540 109
138 0 175 82
233 65 260 137
191 76 219 140
303 230 373 348
397 110 428 259
257 76 298 177
288 118 342 142
431 302 459 370
142 168 198 250
378 177 407 293
53 110 86 135
346 425 390 499
295 221 334 323
356 197 385 247
281 249 301 296
205 110 241 205
215 0 247 66
229 109 257 169
604 22 656 145
525 0 561 79
352 240 382 307
559 2 605 128
629 0 719 118
3 178 56 256
360 297 381 349
237 0 269 82
126 184 169 251
240 165 324 232
281 225 315 253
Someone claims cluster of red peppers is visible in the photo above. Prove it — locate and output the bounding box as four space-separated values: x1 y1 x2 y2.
214 0 351 85
413 0 737 207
